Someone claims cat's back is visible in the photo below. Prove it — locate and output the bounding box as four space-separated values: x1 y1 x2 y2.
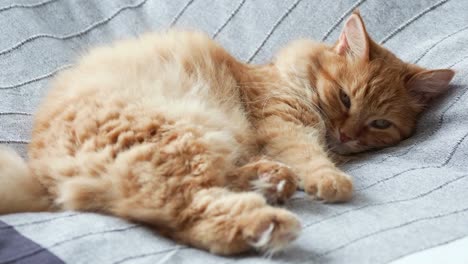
32 30 244 139
42 30 235 108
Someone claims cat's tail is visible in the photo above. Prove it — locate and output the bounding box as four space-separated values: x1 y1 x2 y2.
0 146 50 214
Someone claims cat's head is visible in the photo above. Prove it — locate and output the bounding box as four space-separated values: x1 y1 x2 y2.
275 11 455 154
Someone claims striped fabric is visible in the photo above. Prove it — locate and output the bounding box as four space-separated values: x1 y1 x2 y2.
0 0 467 263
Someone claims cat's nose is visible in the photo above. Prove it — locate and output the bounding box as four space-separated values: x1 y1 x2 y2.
339 132 352 143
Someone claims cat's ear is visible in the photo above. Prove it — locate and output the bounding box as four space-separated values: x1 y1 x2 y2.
406 69 455 103
335 11 370 61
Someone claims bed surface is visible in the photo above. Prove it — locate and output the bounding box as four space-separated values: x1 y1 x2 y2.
1 0 467 263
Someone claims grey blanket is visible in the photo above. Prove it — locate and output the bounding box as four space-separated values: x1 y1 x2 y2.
1 0 467 263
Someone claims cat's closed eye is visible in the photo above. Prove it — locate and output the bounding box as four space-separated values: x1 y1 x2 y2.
370 119 392 129
339 89 351 109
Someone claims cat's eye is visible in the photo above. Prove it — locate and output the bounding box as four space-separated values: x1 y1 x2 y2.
370 119 392 129
339 90 351 109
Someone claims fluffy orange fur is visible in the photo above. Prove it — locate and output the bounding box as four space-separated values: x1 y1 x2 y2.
0 12 454 255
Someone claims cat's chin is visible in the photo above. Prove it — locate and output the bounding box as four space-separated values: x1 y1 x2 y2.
330 144 359 155
327 137 368 155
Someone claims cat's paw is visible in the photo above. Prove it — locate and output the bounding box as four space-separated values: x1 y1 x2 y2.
303 169 353 202
242 207 301 253
251 160 297 203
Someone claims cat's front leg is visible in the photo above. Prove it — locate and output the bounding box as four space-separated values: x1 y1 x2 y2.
257 117 353 202
225 157 297 203
297 157 353 202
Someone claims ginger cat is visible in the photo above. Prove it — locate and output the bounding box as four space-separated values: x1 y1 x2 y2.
0 12 454 255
